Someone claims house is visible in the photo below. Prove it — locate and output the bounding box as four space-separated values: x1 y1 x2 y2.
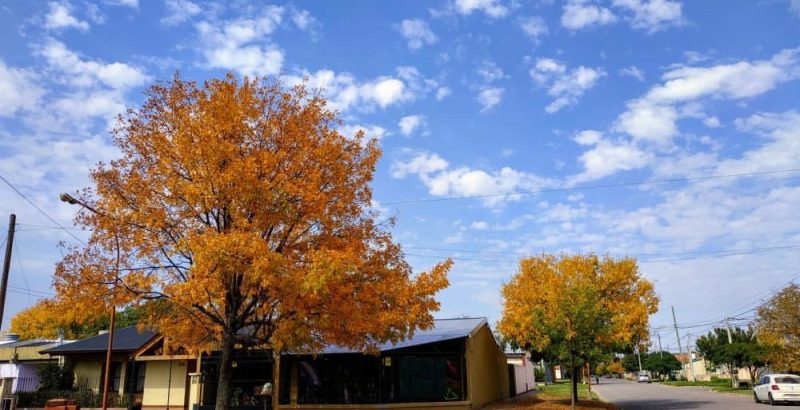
0 336 63 394
43 318 510 410
42 326 159 408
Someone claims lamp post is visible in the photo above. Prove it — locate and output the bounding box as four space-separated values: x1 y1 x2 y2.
60 193 116 410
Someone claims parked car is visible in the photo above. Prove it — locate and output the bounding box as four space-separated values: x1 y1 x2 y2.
754 374 800 405
637 373 651 383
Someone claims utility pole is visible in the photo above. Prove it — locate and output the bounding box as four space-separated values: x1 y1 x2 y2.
0 213 16 333
725 319 733 344
636 345 644 375
685 334 696 382
657 332 663 357
672 306 694 382
726 319 736 388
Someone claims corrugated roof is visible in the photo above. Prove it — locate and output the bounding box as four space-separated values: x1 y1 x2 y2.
41 326 157 355
319 317 486 354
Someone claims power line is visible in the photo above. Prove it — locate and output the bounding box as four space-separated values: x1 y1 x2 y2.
0 174 86 245
382 168 800 205
12 240 31 305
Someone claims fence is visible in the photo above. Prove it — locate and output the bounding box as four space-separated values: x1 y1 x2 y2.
8 376 131 408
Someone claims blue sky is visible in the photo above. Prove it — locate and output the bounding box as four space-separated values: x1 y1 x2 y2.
1 0 799 352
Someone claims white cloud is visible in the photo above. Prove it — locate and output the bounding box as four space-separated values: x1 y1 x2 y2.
619 65 645 81
477 87 503 112
476 60 506 83
0 61 45 117
391 151 554 207
44 1 90 31
287 67 435 112
561 0 616 30
791 0 800 16
715 111 800 175
529 58 605 113
519 16 548 42
612 0 683 33
30 39 148 130
161 0 202 26
471 221 489 230
390 152 449 179
574 130 603 146
570 131 652 183
105 0 138 7
38 39 149 91
617 48 800 144
436 87 452 100
452 0 509 18
396 19 437 51
616 100 679 143
291 8 322 40
195 6 285 77
339 124 388 141
398 115 427 136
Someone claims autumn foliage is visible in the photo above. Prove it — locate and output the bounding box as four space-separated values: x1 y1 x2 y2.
756 283 800 372
498 254 658 407
53 74 450 410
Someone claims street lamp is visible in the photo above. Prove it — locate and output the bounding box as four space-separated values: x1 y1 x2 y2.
60 193 116 410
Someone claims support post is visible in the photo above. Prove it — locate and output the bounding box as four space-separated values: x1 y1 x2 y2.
101 307 116 410
0 214 16 332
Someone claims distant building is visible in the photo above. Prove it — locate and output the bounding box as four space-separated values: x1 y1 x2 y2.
505 350 535 396
0 336 63 394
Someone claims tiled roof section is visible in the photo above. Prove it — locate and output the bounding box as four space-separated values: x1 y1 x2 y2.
41 326 157 355
320 317 487 354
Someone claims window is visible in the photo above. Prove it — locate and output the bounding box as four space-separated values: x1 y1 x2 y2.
775 376 800 384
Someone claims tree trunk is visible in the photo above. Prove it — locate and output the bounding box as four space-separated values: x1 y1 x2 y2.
571 365 579 410
272 350 280 410
215 334 236 410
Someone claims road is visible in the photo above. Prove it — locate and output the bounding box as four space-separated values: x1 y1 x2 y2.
592 378 763 409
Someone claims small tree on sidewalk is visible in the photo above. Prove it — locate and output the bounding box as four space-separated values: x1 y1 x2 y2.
498 254 658 409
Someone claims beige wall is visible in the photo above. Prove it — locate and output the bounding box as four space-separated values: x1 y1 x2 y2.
74 360 103 392
465 325 509 407
142 360 188 409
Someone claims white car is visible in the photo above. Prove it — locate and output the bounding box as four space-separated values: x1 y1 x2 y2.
637 373 651 383
754 374 800 405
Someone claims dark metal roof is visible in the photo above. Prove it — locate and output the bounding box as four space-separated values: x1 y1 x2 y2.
319 317 487 354
41 326 157 355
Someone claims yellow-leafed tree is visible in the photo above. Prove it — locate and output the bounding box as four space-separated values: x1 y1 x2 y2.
756 283 800 372
54 74 451 410
498 254 657 409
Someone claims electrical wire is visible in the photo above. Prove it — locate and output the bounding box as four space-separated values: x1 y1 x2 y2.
0 173 87 245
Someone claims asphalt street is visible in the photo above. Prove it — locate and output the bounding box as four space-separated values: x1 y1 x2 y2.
591 378 770 409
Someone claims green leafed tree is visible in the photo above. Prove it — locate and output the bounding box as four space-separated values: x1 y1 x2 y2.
695 327 768 385
643 351 681 380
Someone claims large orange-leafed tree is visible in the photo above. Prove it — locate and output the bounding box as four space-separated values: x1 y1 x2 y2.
54 74 451 410
498 254 657 409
